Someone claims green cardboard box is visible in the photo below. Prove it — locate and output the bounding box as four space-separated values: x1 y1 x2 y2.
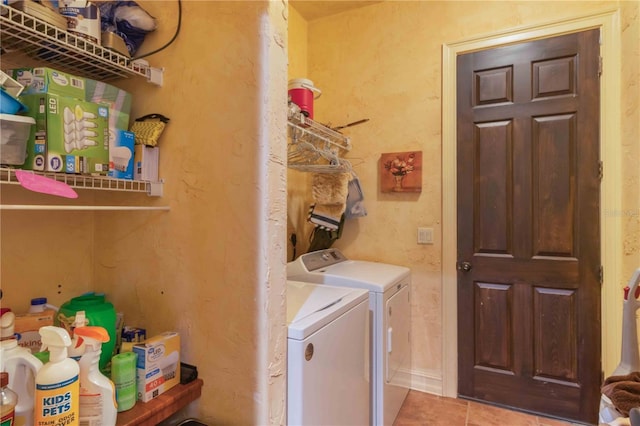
85 79 132 130
19 93 110 175
11 67 86 100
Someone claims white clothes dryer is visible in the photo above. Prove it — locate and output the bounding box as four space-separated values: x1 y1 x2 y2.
287 280 370 426
288 249 412 426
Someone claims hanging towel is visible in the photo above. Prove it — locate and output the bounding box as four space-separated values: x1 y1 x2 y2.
308 203 345 230
602 371 640 417
345 175 367 218
307 214 345 253
312 172 351 205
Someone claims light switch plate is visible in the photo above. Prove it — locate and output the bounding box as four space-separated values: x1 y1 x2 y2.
417 227 434 244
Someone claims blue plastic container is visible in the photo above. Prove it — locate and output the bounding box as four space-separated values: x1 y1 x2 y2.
0 88 28 114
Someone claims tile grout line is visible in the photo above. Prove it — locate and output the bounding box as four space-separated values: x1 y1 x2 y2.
465 399 470 426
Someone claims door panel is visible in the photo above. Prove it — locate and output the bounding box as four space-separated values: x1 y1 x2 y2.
457 29 601 424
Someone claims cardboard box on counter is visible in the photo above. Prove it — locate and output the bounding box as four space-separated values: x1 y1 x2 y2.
19 93 110 174
133 331 180 402
14 309 56 354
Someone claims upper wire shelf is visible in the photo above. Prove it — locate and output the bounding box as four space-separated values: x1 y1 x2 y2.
287 110 352 173
0 167 163 196
0 3 162 84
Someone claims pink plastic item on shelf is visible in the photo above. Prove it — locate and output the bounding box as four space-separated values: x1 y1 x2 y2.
15 170 78 199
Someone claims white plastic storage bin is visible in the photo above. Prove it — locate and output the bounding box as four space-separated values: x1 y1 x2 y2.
1 113 34 165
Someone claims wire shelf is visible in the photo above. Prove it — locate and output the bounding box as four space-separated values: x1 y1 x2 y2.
287 111 352 173
0 3 159 83
0 167 162 196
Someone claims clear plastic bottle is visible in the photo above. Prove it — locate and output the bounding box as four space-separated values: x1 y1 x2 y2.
1 371 18 426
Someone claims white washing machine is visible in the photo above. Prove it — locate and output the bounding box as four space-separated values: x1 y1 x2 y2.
287 280 370 426
288 249 412 426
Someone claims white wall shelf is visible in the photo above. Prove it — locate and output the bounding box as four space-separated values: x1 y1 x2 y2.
0 3 163 85
0 204 170 211
0 167 164 197
287 110 352 173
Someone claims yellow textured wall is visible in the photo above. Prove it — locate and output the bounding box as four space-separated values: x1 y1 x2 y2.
621 0 640 280
288 0 639 386
101 2 288 423
0 1 287 424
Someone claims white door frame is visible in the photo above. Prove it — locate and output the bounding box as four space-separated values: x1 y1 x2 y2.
441 9 622 397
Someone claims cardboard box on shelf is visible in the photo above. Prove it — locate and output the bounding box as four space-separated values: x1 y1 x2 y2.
59 1 101 44
14 309 56 354
12 67 132 139
108 130 135 180
11 67 86 100
85 79 132 138
134 145 159 182
19 93 110 174
133 331 180 402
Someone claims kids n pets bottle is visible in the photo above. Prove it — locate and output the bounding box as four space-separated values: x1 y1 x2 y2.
35 326 79 426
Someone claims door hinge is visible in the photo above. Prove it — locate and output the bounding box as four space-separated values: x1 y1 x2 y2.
598 161 603 181
598 56 603 77
599 265 604 287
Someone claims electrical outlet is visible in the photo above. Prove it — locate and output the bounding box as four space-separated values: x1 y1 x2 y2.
417 227 434 244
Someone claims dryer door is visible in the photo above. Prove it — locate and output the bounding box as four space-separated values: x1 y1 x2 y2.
385 284 411 383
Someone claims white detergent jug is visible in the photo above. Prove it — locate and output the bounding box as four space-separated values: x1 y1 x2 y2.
0 310 43 426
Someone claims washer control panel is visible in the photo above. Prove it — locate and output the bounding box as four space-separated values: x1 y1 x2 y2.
301 249 348 271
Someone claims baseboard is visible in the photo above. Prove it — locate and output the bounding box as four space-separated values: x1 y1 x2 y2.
408 368 443 396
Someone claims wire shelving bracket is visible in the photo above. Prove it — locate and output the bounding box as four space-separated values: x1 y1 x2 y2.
287 110 352 173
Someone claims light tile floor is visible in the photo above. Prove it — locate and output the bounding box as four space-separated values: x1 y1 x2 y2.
393 390 582 426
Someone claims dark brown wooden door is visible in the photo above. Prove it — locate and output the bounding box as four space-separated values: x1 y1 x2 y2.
456 29 601 424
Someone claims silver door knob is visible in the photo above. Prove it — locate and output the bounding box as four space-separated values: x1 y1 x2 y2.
457 261 472 272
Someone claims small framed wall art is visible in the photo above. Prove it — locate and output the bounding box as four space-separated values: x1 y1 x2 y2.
380 151 422 193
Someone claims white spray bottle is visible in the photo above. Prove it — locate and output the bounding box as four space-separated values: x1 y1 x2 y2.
0 309 43 426
35 326 79 426
68 311 88 361
74 326 117 426
612 268 640 376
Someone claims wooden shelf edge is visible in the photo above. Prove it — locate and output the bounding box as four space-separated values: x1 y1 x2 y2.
116 379 204 426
